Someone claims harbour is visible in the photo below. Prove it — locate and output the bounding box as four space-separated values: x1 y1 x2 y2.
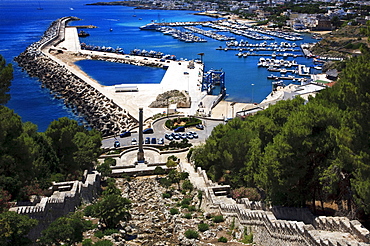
1 0 323 130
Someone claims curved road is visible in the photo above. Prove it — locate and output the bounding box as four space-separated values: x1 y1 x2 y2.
102 117 224 149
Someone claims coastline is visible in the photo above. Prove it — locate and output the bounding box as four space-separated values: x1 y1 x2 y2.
16 17 244 136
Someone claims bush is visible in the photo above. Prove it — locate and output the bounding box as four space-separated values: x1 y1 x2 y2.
213 215 224 223
94 240 114 246
188 205 196 212
218 236 228 243
183 213 192 219
162 193 171 199
103 228 119 236
184 229 199 239
84 204 94 217
231 187 261 200
181 198 192 206
241 232 253 244
170 208 179 215
182 180 194 191
167 155 178 161
94 230 104 239
82 239 93 246
198 223 209 232
104 157 116 167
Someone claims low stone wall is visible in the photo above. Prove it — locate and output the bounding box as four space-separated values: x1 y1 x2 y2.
196 166 370 246
9 171 101 242
14 17 138 136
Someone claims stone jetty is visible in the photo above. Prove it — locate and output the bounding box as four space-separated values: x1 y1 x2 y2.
14 17 138 136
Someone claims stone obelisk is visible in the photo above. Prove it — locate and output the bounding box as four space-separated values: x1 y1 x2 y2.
137 107 145 163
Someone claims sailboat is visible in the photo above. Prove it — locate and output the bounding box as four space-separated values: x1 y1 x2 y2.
37 1 43 10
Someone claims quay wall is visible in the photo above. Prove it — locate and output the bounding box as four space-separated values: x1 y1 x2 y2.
195 166 370 246
9 171 101 242
14 17 138 137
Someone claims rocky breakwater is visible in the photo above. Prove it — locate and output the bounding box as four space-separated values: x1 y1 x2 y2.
14 17 138 137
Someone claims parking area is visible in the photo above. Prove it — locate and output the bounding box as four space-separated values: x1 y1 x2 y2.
102 117 223 149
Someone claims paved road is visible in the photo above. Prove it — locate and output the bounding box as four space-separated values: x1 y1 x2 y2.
102 117 224 149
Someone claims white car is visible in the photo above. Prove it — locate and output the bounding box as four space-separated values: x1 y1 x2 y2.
131 138 137 145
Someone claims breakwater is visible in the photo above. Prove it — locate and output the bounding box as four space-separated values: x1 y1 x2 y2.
14 17 138 136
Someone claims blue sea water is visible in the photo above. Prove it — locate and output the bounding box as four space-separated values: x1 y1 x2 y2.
0 0 318 131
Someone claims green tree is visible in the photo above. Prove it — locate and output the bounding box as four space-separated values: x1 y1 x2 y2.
45 117 101 178
102 178 121 196
97 159 113 178
154 166 165 178
0 55 13 105
0 211 38 246
0 106 31 198
39 211 93 246
91 194 131 229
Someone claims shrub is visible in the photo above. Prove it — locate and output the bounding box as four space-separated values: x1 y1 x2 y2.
182 180 194 191
213 215 224 223
103 228 119 236
231 187 261 200
170 208 179 215
184 229 199 239
241 232 253 244
94 240 114 246
188 205 196 212
166 159 178 167
167 155 178 161
162 193 171 199
94 230 104 239
183 213 192 219
198 223 209 232
82 239 93 246
218 236 228 243
104 157 116 167
84 204 94 217
181 198 192 206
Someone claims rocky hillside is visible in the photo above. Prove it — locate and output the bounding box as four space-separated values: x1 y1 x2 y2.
82 177 250 245
310 25 369 59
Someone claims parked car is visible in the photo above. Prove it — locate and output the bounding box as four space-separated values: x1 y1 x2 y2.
171 133 181 140
190 131 198 138
165 133 173 140
114 140 120 148
119 131 131 138
145 137 150 144
143 128 154 134
151 138 157 144
158 138 164 144
186 132 193 139
195 124 204 130
174 126 185 132
180 133 187 139
131 138 137 145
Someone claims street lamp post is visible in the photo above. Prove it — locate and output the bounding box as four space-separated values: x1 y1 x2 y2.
251 83 255 103
197 52 204 63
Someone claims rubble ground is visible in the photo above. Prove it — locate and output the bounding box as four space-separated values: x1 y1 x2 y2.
81 176 250 246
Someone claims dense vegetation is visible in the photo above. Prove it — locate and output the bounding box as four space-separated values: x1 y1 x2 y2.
0 55 102 209
0 55 13 105
191 48 370 218
0 110 102 203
